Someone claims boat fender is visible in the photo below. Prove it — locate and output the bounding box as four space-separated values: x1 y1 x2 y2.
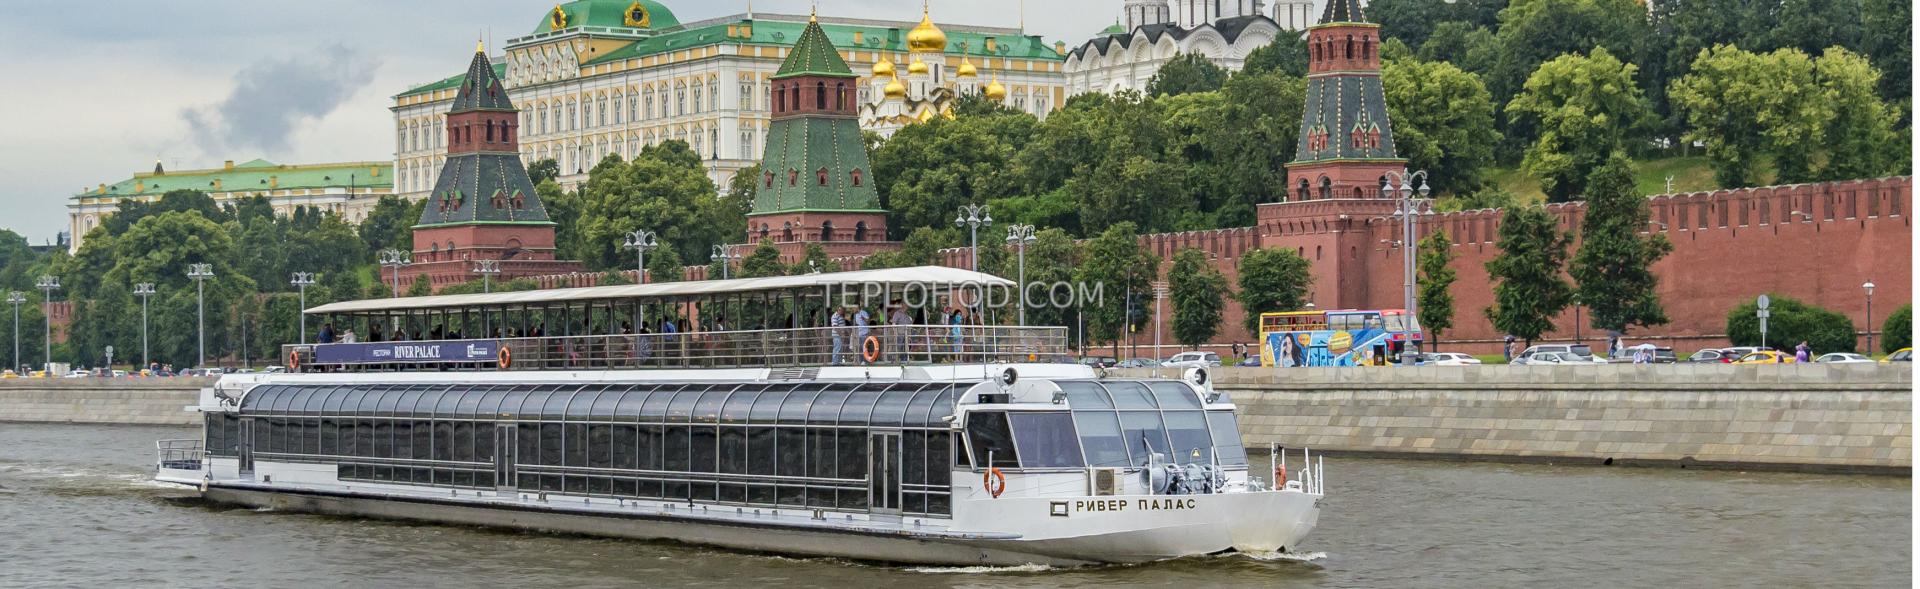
498 346 513 369
861 336 882 363
984 467 1007 498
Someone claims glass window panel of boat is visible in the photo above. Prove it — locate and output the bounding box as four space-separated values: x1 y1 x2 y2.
515 422 540 466
318 385 351 415
359 415 381 458
903 430 926 485
838 384 883 427
667 385 707 422
747 424 776 476
776 427 806 478
1103 381 1158 409
540 385 577 419
664 423 692 472
408 385 447 418
566 385 609 421
810 385 855 426
1148 382 1203 410
1205 411 1249 465
590 385 625 422
475 385 514 419
282 386 316 416
1009 412 1085 468
365 385 400 413
540 421 563 466
926 431 951 486
252 385 285 414
612 384 653 420
641 384 683 421
721 384 762 424
1120 411 1173 466
694 384 738 424
374 385 407 416
1072 410 1130 467
750 386 791 425
565 419 591 467
719 426 747 474
389 386 427 418
871 383 921 427
777 387 820 425
1058 381 1114 410
807 427 838 479
588 420 613 468
374 419 394 459
690 423 719 473
965 411 1019 468
391 419 413 460
836 429 866 480
1162 411 1213 463
905 384 948 428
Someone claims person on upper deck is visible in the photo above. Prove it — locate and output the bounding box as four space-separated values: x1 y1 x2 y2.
369 322 384 343
830 307 847 365
318 322 335 344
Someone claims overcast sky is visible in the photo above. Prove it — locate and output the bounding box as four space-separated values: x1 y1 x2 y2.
0 0 1159 246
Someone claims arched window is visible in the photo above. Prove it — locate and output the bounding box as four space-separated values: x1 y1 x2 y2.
775 82 785 112
789 85 799 112
850 168 863 187
485 120 495 142
854 221 868 242
788 169 798 186
765 171 774 188
1310 42 1320 63
1296 178 1310 202
708 79 718 111
815 81 827 109
821 221 834 241
692 85 702 114
817 167 829 186
759 224 770 240
782 222 794 242
1353 187 1365 199
1363 37 1373 61
1319 177 1332 200
1345 35 1354 59
835 82 846 110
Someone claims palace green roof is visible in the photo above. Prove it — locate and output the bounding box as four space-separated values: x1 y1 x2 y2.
75 160 392 200
774 20 855 79
581 17 1065 67
397 63 507 99
533 0 680 34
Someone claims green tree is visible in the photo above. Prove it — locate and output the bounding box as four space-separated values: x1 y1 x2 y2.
538 180 584 260
356 195 416 255
738 240 785 278
1168 248 1228 348
1484 205 1572 346
574 142 728 270
1382 56 1500 195
790 243 830 276
1505 47 1653 201
1486 0 1650 104
1167 71 1307 225
1019 228 1084 343
1369 0 1456 47
1074 222 1158 351
1419 22 1500 78
1813 48 1902 181
1234 248 1314 333
1416 229 1457 349
1670 45 1826 187
1242 36 1310 77
646 244 685 283
1860 0 1910 102
1725 295 1855 352
1145 53 1229 97
527 158 560 185
405 274 433 297
0 293 47 371
870 109 1035 239
1569 152 1674 336
1882 303 1911 354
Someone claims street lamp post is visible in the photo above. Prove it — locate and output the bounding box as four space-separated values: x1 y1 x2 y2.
472 259 501 293
1381 169 1431 358
954 204 992 272
290 273 315 344
378 249 411 297
133 283 155 368
35 276 57 370
623 230 659 284
187 264 214 368
1864 280 1876 354
1005 224 1037 325
6 292 23 373
710 245 739 281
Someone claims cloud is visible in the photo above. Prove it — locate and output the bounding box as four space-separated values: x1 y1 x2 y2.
182 44 380 154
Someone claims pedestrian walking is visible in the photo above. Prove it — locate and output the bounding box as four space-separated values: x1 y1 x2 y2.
1794 341 1810 363
1502 335 1515 364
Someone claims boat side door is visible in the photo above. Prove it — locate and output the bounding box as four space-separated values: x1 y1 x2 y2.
494 423 517 493
869 430 902 514
238 417 255 475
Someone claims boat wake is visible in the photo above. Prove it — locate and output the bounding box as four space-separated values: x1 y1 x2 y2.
904 563 1055 574
1232 550 1328 563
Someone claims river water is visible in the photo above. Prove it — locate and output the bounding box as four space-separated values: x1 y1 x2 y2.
0 424 1907 588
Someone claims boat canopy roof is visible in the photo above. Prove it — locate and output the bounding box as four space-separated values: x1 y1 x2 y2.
305 266 1013 315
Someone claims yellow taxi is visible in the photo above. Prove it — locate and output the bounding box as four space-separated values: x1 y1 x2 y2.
1884 348 1912 363
1 370 15 379
1734 350 1796 364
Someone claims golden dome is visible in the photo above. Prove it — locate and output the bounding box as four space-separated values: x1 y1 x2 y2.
956 57 977 78
907 57 929 75
872 58 895 77
906 7 947 53
917 108 935 122
883 78 908 99
984 77 1007 101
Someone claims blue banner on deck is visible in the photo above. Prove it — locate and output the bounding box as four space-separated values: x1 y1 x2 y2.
313 340 499 364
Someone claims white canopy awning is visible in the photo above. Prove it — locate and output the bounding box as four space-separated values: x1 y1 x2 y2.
305 266 1014 315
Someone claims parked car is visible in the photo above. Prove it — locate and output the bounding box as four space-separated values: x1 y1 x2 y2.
1164 352 1222 368
1884 348 1912 363
1423 352 1482 366
1812 352 1873 364
1514 351 1580 365
1687 348 1733 363
1608 346 1678 363
1236 356 1262 367
110 369 129 377
1115 358 1162 368
1079 356 1118 369
1517 344 1604 364
62 370 90 378
1720 346 1775 359
1733 350 1795 364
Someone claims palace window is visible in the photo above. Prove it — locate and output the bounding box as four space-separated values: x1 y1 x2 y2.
567 103 577 131
692 85 703 114
645 93 655 119
598 98 608 126
740 83 753 110
677 86 687 116
583 100 594 128
740 131 754 159
613 97 623 124
708 79 719 111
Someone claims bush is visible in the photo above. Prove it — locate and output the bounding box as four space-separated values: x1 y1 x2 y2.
1883 303 1912 354
1725 295 1855 353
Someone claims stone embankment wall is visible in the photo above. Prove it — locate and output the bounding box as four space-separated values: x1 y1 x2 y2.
1117 364 1913 474
0 378 212 426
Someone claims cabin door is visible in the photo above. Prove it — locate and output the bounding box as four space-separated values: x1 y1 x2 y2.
493 424 517 493
869 431 902 514
237 417 255 475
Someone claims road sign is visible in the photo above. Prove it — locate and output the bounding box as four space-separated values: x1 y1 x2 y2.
1757 294 1771 310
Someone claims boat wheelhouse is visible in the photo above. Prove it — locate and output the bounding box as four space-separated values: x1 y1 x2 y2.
156 267 1325 566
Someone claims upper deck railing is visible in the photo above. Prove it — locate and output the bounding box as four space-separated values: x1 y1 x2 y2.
282 325 1070 373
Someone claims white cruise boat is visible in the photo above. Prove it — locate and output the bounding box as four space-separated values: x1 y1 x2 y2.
153 267 1324 566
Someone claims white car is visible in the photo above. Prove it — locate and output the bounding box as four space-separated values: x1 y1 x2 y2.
62 370 90 378
1164 352 1222 368
1425 352 1482 366
1813 353 1875 364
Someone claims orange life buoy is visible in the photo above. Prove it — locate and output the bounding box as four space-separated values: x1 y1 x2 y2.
861 336 881 363
984 467 1007 498
287 349 301 372
1275 463 1287 487
498 346 513 369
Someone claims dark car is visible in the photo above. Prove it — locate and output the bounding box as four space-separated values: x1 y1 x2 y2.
1687 349 1731 363
1079 356 1118 369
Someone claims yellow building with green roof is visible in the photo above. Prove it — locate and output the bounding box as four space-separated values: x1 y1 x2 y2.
390 1 1068 200
67 158 393 253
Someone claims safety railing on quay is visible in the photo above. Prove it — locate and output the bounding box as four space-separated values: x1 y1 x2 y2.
282 325 1072 373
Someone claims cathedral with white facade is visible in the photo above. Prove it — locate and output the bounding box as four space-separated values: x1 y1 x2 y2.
1065 0 1318 95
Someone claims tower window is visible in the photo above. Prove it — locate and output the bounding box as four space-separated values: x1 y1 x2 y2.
850 168 863 187
817 167 829 186
816 82 827 109
788 169 798 186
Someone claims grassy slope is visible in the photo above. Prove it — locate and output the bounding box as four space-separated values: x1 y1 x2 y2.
1488 156 1751 203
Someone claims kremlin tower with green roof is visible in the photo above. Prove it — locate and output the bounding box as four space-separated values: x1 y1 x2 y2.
740 15 896 263
395 42 583 293
1283 0 1404 202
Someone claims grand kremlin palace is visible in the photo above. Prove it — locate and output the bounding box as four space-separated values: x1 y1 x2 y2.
391 0 1072 200
67 159 393 252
